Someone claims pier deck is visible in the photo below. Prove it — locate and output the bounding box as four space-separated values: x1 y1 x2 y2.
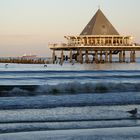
50 45 140 51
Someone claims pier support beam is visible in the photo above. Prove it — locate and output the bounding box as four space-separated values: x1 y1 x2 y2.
76 50 79 63
95 51 98 63
79 49 83 64
109 51 112 63
60 50 64 64
100 51 103 63
123 51 125 62
130 51 133 63
119 51 123 63
105 51 108 63
52 50 55 64
130 51 132 63
133 51 136 62
85 50 89 63
69 50 72 63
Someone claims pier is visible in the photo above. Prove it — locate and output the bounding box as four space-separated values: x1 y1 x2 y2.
49 9 140 64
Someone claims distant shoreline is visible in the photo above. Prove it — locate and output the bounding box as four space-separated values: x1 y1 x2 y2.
0 57 52 64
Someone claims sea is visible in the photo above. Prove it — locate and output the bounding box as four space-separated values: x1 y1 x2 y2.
0 58 140 140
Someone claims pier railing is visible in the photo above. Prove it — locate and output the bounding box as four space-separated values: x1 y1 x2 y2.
49 43 140 51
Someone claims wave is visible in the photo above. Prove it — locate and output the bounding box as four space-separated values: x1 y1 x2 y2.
1 82 140 97
1 75 140 82
1 70 140 74
0 119 140 134
36 82 140 94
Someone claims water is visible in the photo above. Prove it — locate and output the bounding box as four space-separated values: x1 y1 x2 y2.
1 60 140 139
0 61 140 95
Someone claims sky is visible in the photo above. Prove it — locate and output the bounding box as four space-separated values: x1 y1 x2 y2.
0 0 140 57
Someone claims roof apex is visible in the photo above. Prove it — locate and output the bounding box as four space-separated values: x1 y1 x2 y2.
80 9 119 35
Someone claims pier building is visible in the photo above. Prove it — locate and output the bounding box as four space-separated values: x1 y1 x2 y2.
49 9 140 64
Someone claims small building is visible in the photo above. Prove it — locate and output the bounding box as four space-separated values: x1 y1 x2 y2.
49 9 140 64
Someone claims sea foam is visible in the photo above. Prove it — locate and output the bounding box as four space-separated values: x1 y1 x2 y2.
0 82 140 97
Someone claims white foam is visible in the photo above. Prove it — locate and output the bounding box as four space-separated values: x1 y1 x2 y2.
0 126 140 140
36 82 140 94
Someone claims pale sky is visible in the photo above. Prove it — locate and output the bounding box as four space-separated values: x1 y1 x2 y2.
0 0 140 57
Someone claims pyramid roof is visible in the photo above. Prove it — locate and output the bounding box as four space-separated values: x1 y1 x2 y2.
80 9 119 35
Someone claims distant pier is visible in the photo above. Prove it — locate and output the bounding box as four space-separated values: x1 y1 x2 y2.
0 57 51 64
49 9 140 64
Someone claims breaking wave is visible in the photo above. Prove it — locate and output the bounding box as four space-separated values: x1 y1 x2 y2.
1 82 140 97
